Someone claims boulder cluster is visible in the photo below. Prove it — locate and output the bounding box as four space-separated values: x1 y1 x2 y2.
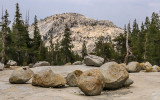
7 55 159 96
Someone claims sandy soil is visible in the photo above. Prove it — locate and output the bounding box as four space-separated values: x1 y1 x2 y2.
0 65 160 100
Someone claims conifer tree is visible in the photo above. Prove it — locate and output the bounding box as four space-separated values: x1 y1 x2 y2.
11 3 30 65
0 10 11 63
146 12 160 65
61 24 74 64
81 41 87 59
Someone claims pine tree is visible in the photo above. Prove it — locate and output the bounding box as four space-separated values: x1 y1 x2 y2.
146 12 160 65
32 15 47 62
11 3 30 65
0 9 11 63
49 29 54 65
81 41 87 59
61 24 74 64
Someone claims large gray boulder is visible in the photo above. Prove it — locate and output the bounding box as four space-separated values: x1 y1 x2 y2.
84 55 104 67
0 63 4 71
72 61 82 65
32 68 66 88
123 78 134 87
127 62 141 72
33 61 50 67
77 69 104 96
66 70 83 87
9 67 34 84
100 62 129 89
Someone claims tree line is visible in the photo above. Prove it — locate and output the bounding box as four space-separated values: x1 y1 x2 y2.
0 3 160 66
93 12 160 65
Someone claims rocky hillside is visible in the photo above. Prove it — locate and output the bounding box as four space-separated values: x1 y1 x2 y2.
28 13 124 53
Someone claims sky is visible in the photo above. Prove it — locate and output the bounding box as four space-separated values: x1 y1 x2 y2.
0 0 160 28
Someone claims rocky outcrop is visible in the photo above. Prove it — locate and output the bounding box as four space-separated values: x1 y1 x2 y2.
66 70 83 87
28 13 123 54
32 68 66 88
72 61 82 65
127 62 141 72
77 69 104 96
33 61 50 67
100 62 129 89
0 63 4 71
9 67 34 84
123 78 134 87
84 55 104 67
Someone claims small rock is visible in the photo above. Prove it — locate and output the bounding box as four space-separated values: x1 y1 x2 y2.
77 69 104 96
6 60 17 68
84 55 104 67
0 63 4 71
66 70 83 87
32 68 66 88
65 62 71 66
146 67 153 72
29 63 34 68
123 78 134 87
33 61 50 67
152 65 160 72
72 61 82 65
127 62 141 72
100 62 129 89
9 67 34 84
140 62 152 70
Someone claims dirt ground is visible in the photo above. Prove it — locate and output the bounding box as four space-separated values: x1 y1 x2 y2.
0 65 160 100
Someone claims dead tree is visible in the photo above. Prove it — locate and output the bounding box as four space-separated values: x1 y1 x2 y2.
124 23 136 64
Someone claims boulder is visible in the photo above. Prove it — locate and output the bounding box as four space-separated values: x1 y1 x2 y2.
127 62 141 72
65 62 71 66
6 60 17 68
0 63 4 71
77 69 104 96
84 55 104 67
100 62 129 89
29 63 34 68
123 78 134 87
66 70 83 87
32 68 66 88
33 61 50 67
140 62 152 70
152 65 160 72
9 67 34 84
119 63 127 70
72 61 82 65
146 67 153 72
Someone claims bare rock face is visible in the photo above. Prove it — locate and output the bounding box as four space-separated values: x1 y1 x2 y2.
84 55 104 67
33 61 50 67
127 62 141 72
77 69 105 96
72 61 82 65
28 13 123 54
100 62 129 89
32 68 66 88
123 78 134 87
66 70 83 87
9 67 34 84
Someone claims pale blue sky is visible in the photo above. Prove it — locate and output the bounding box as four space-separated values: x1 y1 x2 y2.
0 0 160 28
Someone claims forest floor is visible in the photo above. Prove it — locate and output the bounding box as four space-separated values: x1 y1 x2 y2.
0 65 160 100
